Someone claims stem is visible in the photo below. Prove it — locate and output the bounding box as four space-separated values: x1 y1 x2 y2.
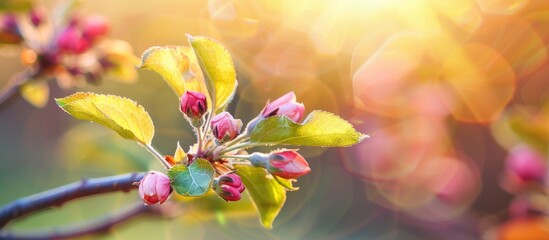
0 71 33 108
224 133 250 148
142 144 171 169
202 100 216 138
196 126 204 154
0 203 152 240
217 155 251 160
0 172 146 228
218 142 266 155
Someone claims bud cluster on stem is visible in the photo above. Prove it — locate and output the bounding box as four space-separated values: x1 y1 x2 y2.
0 5 138 108
139 91 310 204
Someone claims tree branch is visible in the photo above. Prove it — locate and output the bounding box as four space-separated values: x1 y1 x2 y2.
0 202 153 240
0 172 146 228
0 71 32 109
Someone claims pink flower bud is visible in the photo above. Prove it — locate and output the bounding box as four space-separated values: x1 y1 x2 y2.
0 14 22 44
180 91 207 119
268 150 311 179
506 146 547 182
215 173 245 201
211 112 242 142
261 91 305 123
57 26 90 54
29 8 46 27
82 15 109 42
138 171 172 205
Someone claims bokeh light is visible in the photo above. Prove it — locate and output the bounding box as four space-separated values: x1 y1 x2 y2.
2 0 549 239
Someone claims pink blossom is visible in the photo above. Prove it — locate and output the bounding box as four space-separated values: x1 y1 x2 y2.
268 150 311 179
506 146 547 182
57 26 90 54
261 91 305 123
82 15 110 42
211 112 242 142
180 91 207 119
215 173 245 201
138 171 172 205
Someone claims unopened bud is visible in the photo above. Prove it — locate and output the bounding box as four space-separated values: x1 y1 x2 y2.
261 91 305 123
138 171 172 205
268 150 311 179
249 150 311 179
211 112 242 142
0 14 22 44
180 91 207 119
214 173 245 201
506 146 547 182
29 8 46 27
82 15 109 42
57 26 90 54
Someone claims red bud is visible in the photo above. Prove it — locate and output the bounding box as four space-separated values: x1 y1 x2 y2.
180 91 207 119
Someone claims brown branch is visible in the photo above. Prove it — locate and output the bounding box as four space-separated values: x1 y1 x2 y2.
0 71 33 108
0 172 146 228
0 202 152 240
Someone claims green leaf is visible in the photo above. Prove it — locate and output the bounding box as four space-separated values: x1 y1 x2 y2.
174 141 187 165
168 159 215 197
187 35 237 113
0 0 31 11
139 45 206 98
235 165 287 229
250 110 368 147
55 92 154 145
509 115 549 154
273 175 299 191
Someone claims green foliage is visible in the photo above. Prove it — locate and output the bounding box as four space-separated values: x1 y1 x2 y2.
273 175 299 191
168 159 215 197
140 46 198 97
20 80 49 108
235 165 287 229
508 115 549 154
250 110 368 147
55 35 368 230
0 0 32 11
187 35 237 113
55 92 154 145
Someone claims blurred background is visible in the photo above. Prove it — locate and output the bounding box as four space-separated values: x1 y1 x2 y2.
1 0 549 239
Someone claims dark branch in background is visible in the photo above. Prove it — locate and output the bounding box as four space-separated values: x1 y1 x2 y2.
0 71 32 109
0 172 146 228
0 203 152 240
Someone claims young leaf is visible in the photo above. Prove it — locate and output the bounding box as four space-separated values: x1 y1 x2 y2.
20 80 49 108
250 110 368 147
168 159 214 197
174 141 187 165
235 165 286 229
140 45 206 98
55 92 154 145
187 35 237 113
273 175 299 191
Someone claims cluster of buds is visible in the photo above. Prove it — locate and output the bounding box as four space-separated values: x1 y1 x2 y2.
0 5 137 107
138 91 310 204
56 15 109 54
498 145 549 222
0 14 21 44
